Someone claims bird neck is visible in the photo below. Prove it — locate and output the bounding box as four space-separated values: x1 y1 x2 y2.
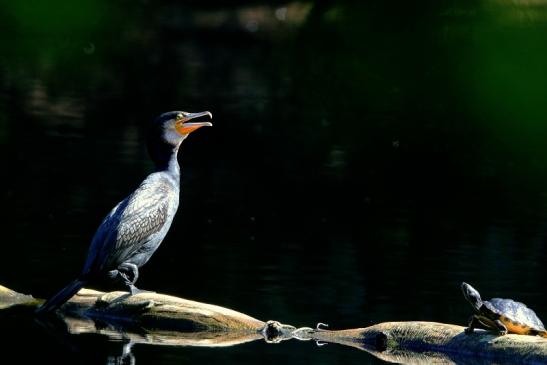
149 140 181 179
163 148 181 179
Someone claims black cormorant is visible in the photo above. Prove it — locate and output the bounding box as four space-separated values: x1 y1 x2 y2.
36 111 212 314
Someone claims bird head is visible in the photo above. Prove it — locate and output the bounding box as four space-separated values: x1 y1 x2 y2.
461 282 483 312
147 110 212 169
153 110 213 147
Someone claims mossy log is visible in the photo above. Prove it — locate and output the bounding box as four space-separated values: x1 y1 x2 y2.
293 321 547 364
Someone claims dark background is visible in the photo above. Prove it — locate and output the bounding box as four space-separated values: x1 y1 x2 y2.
1 1 546 363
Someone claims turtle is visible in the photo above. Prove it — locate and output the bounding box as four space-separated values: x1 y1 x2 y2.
461 282 547 338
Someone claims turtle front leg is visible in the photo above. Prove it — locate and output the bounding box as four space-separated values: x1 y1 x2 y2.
465 315 480 334
493 319 508 336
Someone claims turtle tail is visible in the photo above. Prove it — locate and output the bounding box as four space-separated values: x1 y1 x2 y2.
528 329 547 338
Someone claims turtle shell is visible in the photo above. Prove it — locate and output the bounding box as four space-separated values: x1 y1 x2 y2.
484 298 545 333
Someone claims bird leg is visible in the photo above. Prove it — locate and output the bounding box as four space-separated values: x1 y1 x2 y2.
118 263 154 295
118 263 140 294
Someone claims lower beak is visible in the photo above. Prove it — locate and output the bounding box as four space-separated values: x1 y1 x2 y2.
176 111 213 134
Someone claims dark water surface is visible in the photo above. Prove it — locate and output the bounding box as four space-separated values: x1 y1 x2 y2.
1 1 547 364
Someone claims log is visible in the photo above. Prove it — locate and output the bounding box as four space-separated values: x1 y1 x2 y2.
59 287 265 332
1 284 546 364
293 321 547 364
0 284 296 345
0 284 40 309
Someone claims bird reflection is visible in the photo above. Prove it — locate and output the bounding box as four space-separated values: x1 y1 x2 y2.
34 314 137 365
105 342 135 365
32 311 266 364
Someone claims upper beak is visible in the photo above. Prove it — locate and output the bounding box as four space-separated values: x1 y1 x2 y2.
175 111 213 135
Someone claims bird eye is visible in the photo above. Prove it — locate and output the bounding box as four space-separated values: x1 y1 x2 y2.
176 113 184 121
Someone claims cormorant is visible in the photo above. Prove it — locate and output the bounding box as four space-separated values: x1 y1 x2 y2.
36 111 212 314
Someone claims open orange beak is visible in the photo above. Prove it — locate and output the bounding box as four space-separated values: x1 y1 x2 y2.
175 111 213 135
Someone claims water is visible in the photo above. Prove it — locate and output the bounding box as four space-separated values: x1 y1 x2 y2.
1 1 546 364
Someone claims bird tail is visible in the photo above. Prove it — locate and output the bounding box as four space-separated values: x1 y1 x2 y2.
35 279 86 314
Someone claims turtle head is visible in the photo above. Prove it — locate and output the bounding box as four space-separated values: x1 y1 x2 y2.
461 282 483 312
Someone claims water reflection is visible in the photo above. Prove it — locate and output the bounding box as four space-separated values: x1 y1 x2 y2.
28 310 538 365
106 343 135 365
31 313 278 365
35 315 136 365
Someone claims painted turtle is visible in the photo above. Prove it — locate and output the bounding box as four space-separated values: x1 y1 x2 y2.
461 282 547 338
